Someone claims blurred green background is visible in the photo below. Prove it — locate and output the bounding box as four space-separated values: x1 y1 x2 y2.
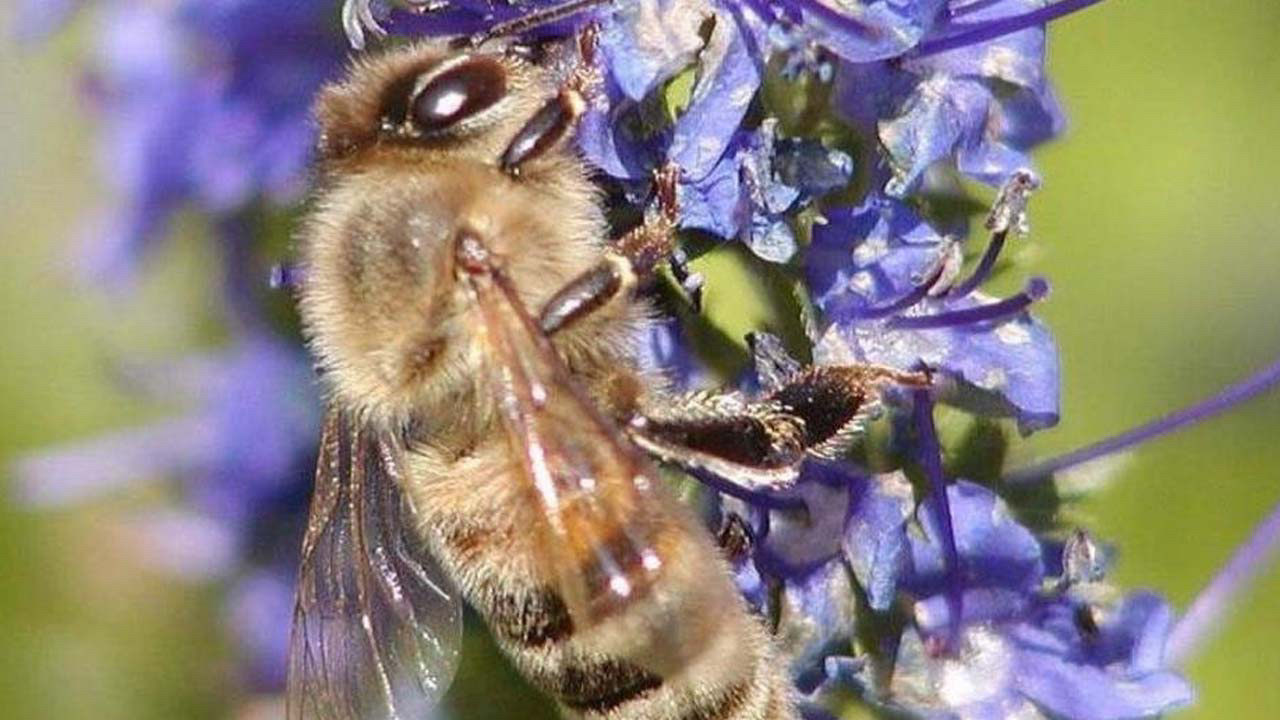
2 1 1278 718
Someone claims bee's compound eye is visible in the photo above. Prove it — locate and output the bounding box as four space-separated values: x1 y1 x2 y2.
411 57 507 133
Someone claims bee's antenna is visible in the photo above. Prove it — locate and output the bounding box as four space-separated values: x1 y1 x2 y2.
463 0 612 48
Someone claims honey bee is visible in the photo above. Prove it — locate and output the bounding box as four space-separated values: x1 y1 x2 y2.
288 6 927 719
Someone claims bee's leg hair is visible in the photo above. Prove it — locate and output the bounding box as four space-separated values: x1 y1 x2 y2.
626 389 808 491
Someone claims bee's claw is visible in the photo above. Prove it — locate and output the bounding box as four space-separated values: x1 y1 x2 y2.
652 162 681 223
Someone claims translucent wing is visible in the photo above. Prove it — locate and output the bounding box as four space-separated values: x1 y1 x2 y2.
459 241 672 628
287 409 463 720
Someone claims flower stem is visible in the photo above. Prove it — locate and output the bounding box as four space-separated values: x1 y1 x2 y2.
1004 356 1280 484
1167 498 1280 665
913 0 1108 58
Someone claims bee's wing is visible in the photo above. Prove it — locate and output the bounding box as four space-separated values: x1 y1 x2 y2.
465 261 674 628
287 409 462 720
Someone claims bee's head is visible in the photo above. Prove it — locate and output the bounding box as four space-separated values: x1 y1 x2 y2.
313 41 551 169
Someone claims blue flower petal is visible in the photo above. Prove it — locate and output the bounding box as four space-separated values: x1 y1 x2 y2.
808 195 948 315
914 586 1032 633
577 72 668 181
822 294 1061 432
787 0 948 62
747 216 799 264
777 560 857 692
908 0 1048 88
668 7 761 179
757 464 854 577
677 143 748 238
809 196 1060 431
906 480 1045 595
841 471 914 611
600 0 712 101
1013 649 1194 720
879 74 992 196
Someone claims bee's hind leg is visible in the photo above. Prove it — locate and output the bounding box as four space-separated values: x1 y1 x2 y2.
626 333 932 490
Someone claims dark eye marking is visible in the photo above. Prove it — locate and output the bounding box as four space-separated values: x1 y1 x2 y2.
410 57 508 133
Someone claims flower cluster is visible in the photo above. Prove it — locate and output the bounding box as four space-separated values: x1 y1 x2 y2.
19 0 1279 718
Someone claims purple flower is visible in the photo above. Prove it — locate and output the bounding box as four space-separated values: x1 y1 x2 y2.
73 0 343 284
32 1 1280 718
679 120 853 262
842 591 1193 720
358 0 1066 262
832 0 1066 197
808 191 1059 433
796 481 1192 720
905 480 1046 630
763 0 948 63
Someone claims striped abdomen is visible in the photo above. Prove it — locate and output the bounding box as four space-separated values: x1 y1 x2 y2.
405 444 798 720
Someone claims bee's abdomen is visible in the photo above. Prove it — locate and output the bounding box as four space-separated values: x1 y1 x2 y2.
426 509 798 720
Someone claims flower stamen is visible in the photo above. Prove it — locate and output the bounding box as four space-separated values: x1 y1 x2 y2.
1005 355 1280 484
951 170 1039 297
949 229 1008 299
855 258 949 320
888 277 1049 330
1167 498 1280 665
912 0 1109 58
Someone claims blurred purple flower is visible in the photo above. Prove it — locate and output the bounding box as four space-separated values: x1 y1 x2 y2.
69 0 343 285
15 334 317 515
228 567 296 691
14 0 86 41
14 331 319 688
17 338 318 554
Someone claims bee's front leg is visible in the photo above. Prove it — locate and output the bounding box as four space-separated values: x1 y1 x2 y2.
537 163 687 335
499 22 601 175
